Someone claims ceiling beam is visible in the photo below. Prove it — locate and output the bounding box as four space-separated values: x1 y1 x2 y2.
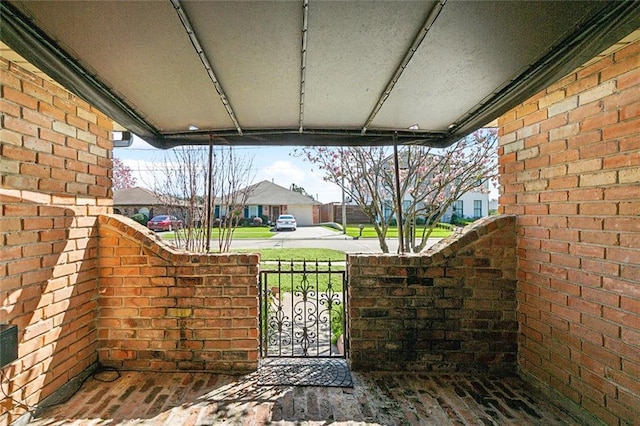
144 128 451 149
360 0 446 135
298 0 309 133
169 0 243 135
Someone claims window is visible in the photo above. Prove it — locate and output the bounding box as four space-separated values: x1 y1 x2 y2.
383 205 393 220
247 205 258 218
453 200 463 217
474 200 482 218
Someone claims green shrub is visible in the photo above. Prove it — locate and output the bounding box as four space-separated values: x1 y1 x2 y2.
130 213 148 226
330 306 344 345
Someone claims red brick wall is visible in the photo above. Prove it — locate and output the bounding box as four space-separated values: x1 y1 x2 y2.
97 215 260 372
348 215 518 373
319 204 371 224
498 39 640 424
1 58 112 424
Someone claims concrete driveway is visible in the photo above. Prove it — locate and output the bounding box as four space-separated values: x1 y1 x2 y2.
229 226 440 254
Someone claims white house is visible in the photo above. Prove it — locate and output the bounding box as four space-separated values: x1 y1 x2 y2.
442 188 491 222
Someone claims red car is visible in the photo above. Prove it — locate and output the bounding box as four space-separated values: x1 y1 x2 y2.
147 215 183 232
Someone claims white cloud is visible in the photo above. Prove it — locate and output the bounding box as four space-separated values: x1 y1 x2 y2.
262 160 305 182
257 160 342 203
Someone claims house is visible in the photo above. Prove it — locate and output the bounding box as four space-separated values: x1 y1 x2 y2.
385 188 491 224
113 187 199 222
112 186 167 219
444 187 491 222
116 183 319 226
235 180 321 226
375 150 493 223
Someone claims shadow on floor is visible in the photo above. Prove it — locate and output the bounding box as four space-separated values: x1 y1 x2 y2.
30 369 579 425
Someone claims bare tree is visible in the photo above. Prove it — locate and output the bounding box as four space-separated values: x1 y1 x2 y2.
289 183 314 200
153 147 208 251
151 146 254 253
295 129 497 253
210 146 254 253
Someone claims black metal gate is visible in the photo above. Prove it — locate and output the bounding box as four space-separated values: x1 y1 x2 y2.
259 260 346 358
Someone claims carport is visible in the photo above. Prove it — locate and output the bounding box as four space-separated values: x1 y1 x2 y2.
3 1 637 147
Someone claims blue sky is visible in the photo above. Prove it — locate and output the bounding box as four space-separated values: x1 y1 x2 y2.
113 136 343 203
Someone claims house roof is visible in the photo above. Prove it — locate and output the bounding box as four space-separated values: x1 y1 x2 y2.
113 187 164 206
2 1 638 149
244 181 321 206
113 186 190 207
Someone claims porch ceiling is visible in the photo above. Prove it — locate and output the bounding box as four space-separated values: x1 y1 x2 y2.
2 1 639 148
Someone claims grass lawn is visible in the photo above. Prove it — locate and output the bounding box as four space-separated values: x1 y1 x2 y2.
161 226 275 240
242 249 347 292
262 270 345 292
235 248 345 262
343 223 454 239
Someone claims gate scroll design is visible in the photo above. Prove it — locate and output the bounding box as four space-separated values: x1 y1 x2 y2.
259 260 346 358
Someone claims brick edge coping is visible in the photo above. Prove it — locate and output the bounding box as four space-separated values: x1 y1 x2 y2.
98 214 260 265
348 215 516 263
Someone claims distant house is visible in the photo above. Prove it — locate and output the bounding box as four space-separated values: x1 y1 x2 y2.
377 189 490 224
233 180 321 226
113 187 194 220
443 188 491 222
113 187 165 219
116 182 321 226
374 151 493 224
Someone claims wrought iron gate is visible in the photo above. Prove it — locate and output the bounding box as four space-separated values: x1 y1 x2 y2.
259 260 346 358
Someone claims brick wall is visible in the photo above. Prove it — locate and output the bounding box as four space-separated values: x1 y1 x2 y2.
1 58 112 424
319 204 371 224
348 215 517 373
97 215 260 372
498 39 640 424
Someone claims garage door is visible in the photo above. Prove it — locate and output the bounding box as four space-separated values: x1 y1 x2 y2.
287 205 313 226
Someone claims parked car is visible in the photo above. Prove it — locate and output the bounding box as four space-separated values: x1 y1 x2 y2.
147 215 183 232
275 214 297 231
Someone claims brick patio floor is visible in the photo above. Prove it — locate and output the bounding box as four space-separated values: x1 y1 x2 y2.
29 369 581 425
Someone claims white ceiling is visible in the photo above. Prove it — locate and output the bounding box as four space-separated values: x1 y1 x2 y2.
2 1 639 148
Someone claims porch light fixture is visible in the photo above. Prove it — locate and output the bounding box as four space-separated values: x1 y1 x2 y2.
112 131 133 148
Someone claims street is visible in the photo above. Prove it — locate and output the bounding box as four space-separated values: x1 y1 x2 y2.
228 225 441 254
